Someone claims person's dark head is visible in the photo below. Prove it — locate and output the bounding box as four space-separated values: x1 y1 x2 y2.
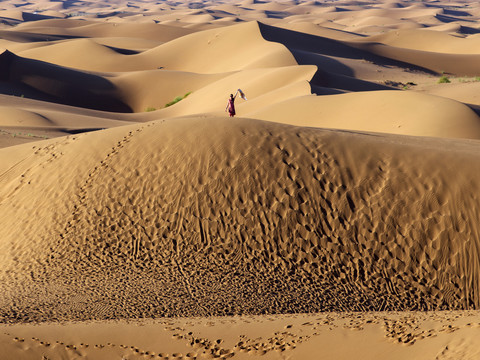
230 94 234 99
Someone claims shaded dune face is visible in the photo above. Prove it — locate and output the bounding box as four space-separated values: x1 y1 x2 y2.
0 50 132 112
2 117 480 322
257 22 418 92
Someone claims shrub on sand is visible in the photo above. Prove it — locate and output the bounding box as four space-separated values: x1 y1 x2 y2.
438 75 451 84
164 92 192 108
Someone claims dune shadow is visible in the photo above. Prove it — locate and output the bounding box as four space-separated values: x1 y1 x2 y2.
206 9 235 16
435 13 475 24
258 22 438 92
105 46 140 55
0 30 84 43
442 8 472 18
61 0 81 10
332 7 351 12
60 127 106 134
258 22 398 92
259 22 371 60
189 3 206 9
96 11 132 19
465 103 480 117
0 50 132 113
459 26 480 35
22 12 60 22
264 10 291 19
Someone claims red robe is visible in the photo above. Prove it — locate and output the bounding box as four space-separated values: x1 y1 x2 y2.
228 98 235 116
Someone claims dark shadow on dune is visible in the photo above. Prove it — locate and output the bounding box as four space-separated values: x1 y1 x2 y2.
105 46 140 55
442 8 472 18
97 11 133 19
0 30 84 43
22 12 60 22
0 17 22 26
465 104 480 118
258 23 407 92
435 13 475 24
0 19 19 26
61 0 81 9
259 22 370 59
291 49 394 91
258 22 437 71
290 49 354 77
189 3 206 9
206 9 235 16
264 10 291 19
322 26 368 38
327 6 351 12
0 50 132 113
60 128 106 134
312 69 394 91
459 26 480 35
310 85 346 95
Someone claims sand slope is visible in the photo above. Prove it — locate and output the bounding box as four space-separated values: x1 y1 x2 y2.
2 117 480 323
0 49 132 112
16 21 297 73
248 91 480 139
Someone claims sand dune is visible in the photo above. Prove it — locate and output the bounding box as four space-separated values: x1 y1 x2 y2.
348 41 480 76
0 106 53 127
2 1 480 359
15 21 296 73
112 69 228 113
15 19 195 42
0 49 132 112
248 91 480 138
365 29 480 54
418 81 480 108
141 21 297 73
151 65 316 117
2 116 480 324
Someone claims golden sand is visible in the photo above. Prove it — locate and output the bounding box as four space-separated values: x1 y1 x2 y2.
1 0 480 359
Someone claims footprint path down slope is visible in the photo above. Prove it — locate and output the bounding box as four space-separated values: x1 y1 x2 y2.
1 117 480 321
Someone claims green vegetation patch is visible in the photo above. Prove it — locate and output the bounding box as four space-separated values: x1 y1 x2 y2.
457 76 480 83
165 92 192 108
438 75 451 84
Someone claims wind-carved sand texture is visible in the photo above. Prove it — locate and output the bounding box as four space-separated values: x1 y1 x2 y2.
3 116 480 323
2 0 480 359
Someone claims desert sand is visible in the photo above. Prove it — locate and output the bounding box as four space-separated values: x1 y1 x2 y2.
1 0 480 359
